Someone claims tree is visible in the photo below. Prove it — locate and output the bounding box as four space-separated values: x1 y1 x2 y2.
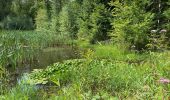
77 0 94 40
67 1 80 38
0 0 13 21
90 3 112 43
162 0 170 45
35 8 49 32
110 0 154 50
59 6 70 37
0 0 38 30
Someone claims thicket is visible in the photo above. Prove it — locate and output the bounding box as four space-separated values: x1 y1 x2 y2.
0 0 169 50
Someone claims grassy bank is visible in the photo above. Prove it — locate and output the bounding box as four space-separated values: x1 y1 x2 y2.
1 44 170 99
0 30 78 95
0 33 170 99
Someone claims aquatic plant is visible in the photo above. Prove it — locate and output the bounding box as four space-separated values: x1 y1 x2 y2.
0 30 51 68
0 30 55 94
26 55 170 99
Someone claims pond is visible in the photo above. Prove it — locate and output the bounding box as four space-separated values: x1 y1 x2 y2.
8 46 80 86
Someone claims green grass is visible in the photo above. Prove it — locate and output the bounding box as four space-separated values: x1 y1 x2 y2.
92 44 127 60
19 51 170 99
0 30 50 67
0 30 77 69
0 30 77 95
0 85 38 100
1 38 170 99
83 44 149 63
0 30 56 94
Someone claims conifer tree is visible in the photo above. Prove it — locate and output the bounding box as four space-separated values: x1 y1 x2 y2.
77 0 94 40
90 3 111 43
110 0 154 50
35 1 49 32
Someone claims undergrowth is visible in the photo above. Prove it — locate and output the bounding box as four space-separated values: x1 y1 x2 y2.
1 42 170 99
13 50 170 99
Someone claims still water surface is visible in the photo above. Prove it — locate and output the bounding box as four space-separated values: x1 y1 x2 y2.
9 46 79 85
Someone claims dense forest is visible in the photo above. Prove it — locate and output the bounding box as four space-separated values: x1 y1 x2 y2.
1 0 169 49
0 0 170 99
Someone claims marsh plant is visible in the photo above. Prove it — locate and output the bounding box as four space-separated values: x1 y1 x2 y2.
0 30 55 94
23 48 169 99
0 30 52 68
25 56 170 99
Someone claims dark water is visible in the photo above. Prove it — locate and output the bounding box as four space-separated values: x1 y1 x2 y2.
9 46 79 85
18 46 78 72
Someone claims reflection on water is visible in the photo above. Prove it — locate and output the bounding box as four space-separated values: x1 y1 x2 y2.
36 47 79 69
9 46 79 85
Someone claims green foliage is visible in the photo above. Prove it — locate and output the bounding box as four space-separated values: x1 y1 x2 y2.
110 0 154 50
0 0 12 21
11 0 37 16
0 30 56 95
1 15 34 30
34 0 75 44
0 31 50 67
90 3 111 43
92 45 125 59
78 0 92 39
0 0 38 30
0 66 9 94
0 82 39 100
35 8 50 32
77 0 94 40
67 1 80 38
77 0 112 43
1 0 170 99
26 54 170 99
59 6 70 38
146 32 168 51
163 0 170 38
0 0 169 49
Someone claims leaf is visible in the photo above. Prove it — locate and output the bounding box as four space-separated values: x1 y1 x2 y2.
50 79 60 87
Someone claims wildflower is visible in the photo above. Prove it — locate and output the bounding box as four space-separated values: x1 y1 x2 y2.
159 78 170 84
151 30 158 33
159 29 167 33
